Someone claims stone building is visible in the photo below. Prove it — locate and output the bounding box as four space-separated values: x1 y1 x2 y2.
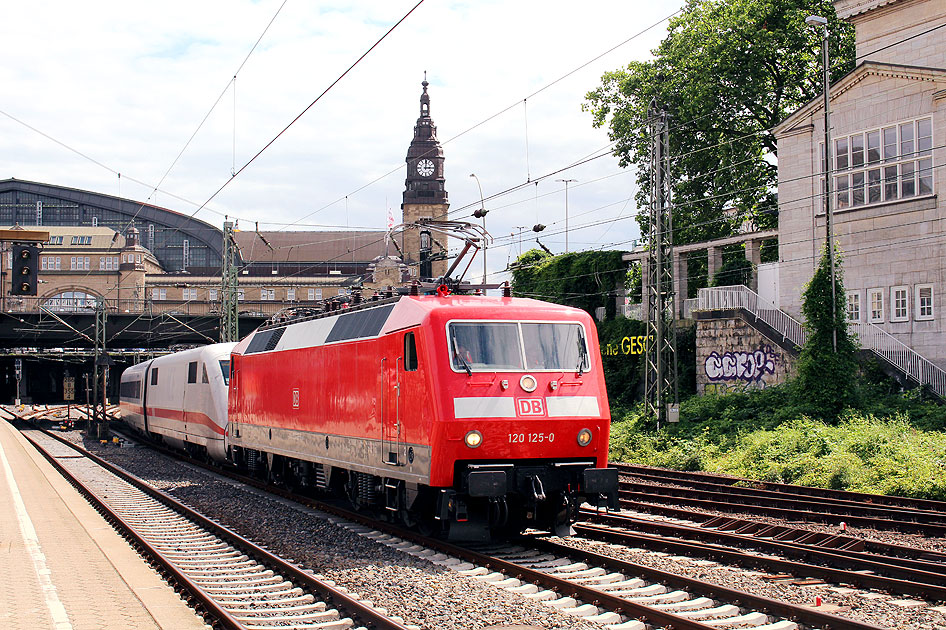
774 0 946 366
0 78 451 320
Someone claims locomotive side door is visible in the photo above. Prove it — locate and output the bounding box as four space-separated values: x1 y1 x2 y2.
380 352 402 466
142 364 151 434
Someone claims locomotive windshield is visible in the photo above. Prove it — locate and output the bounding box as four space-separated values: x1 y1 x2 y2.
448 321 590 372
219 360 230 385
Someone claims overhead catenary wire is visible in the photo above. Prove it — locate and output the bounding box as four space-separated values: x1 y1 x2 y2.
189 0 427 221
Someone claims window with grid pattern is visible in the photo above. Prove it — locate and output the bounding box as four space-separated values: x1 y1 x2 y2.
916 284 934 320
891 286 909 322
823 117 932 211
868 288 884 323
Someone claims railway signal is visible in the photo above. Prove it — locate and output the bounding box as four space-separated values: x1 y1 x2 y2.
11 244 39 295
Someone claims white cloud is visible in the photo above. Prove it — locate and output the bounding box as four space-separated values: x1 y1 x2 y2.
0 0 679 277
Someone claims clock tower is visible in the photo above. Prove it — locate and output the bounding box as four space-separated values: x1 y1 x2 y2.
402 76 449 279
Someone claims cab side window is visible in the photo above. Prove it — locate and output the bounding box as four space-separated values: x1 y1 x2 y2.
187 361 198 384
404 332 418 371
151 368 159 386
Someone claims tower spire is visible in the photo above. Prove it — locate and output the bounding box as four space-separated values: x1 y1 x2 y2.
420 73 430 118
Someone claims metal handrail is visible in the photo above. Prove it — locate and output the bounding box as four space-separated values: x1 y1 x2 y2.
697 285 946 398
697 285 806 348
851 321 946 397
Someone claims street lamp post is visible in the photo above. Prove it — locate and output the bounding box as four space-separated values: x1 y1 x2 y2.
556 179 577 253
806 14 837 352
469 173 488 286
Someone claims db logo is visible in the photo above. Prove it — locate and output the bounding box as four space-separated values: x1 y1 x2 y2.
292 388 300 409
516 398 545 416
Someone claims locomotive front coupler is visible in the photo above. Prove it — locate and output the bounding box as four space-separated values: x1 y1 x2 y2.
581 466 619 509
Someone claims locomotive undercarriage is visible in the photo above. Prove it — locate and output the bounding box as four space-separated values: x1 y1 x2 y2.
231 446 618 539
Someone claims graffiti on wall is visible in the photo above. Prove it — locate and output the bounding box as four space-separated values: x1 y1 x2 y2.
704 345 779 384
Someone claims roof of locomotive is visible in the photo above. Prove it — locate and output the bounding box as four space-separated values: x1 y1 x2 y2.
382 294 591 331
232 294 592 356
120 342 237 380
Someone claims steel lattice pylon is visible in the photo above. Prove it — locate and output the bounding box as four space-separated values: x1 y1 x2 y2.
221 221 240 343
91 302 109 438
643 105 678 428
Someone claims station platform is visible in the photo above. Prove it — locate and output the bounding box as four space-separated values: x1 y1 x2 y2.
0 417 207 630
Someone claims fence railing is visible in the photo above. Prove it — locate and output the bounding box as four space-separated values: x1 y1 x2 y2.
850 321 946 398
697 285 946 398
3 297 289 318
697 285 806 348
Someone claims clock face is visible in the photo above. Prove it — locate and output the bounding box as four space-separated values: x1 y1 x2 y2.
416 159 435 177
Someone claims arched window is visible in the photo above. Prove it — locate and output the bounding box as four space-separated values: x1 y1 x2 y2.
42 291 99 312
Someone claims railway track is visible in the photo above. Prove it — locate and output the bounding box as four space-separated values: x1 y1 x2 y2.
616 464 946 514
615 463 946 537
14 405 941 628
576 509 946 601
4 409 414 630
339 521 889 630
96 410 895 629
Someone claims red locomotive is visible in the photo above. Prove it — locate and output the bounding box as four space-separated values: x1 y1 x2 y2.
121 289 618 537
227 290 617 536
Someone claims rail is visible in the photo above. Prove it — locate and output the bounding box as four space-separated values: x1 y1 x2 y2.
850 321 946 398
4 297 295 317
697 285 946 398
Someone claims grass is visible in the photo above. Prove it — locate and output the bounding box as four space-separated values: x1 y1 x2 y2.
608 385 946 501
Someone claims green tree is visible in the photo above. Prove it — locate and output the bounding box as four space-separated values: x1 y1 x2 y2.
711 252 754 287
795 244 859 418
583 0 854 245
510 250 627 316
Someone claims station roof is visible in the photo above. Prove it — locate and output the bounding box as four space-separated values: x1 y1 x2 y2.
233 230 388 264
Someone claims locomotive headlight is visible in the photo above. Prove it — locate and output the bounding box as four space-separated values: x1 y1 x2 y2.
520 374 537 392
464 430 483 448
577 428 593 447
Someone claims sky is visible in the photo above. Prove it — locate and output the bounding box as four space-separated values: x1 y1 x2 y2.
1 0 683 282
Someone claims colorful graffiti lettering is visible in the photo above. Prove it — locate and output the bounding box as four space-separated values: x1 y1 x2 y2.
704 381 765 395
704 345 778 383
603 335 652 356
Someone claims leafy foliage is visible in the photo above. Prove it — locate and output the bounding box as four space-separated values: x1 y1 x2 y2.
596 318 648 408
510 250 627 316
609 391 946 500
583 0 854 245
711 256 754 288
795 245 859 417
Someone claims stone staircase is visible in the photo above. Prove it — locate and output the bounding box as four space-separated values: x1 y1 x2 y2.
697 285 946 399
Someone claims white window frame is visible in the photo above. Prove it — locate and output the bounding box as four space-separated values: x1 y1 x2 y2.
209 289 218 302
891 286 909 322
237 289 245 301
915 284 934 321
287 288 296 301
845 291 861 322
308 288 315 301
820 116 933 212
151 288 167 301
868 288 885 323
42 257 49 271
315 288 323 300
